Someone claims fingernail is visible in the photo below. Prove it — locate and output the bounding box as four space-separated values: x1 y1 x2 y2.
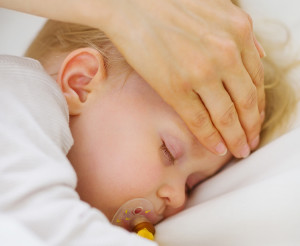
239 144 250 158
260 111 265 123
259 44 267 58
250 135 260 150
215 142 227 156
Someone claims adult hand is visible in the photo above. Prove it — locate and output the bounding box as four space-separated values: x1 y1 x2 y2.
1 0 265 158
96 0 265 158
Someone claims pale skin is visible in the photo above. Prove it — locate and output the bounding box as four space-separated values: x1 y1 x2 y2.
0 0 265 158
50 47 232 222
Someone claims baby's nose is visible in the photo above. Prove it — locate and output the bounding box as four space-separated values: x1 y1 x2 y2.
158 183 187 209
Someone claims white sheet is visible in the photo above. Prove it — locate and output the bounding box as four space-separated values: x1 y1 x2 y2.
0 214 45 246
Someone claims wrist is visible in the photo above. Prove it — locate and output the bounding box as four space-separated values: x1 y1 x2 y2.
76 0 118 34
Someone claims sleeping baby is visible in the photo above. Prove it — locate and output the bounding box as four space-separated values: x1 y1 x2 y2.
0 18 297 245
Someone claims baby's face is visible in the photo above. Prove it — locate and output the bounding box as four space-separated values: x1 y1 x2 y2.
67 70 232 223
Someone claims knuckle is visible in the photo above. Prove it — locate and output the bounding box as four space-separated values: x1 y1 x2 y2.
247 121 260 136
178 80 193 94
190 61 216 84
169 73 192 95
232 134 246 149
244 116 260 135
199 65 216 82
205 33 236 54
202 129 220 144
218 103 237 127
231 12 252 39
241 86 257 110
204 34 240 68
253 63 265 85
219 41 240 67
190 110 210 130
222 39 238 54
182 56 216 85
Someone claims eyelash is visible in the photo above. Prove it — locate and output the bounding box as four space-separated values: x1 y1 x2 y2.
160 141 175 164
161 141 192 194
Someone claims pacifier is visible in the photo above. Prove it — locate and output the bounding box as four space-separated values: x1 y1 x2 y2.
111 198 162 240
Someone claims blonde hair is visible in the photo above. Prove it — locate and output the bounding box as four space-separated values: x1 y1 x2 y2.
25 20 130 76
260 55 298 145
25 20 299 147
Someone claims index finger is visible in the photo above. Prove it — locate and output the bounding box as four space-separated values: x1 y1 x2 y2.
242 36 265 111
241 36 265 148
175 92 228 156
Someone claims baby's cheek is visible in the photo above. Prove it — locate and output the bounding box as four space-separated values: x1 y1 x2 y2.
117 163 163 195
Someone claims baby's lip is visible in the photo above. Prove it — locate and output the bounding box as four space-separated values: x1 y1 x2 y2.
151 210 165 225
142 204 165 225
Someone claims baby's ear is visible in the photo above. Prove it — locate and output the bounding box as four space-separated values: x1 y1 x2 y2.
57 47 106 115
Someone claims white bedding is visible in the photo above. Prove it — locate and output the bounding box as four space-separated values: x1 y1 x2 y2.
1 0 300 245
